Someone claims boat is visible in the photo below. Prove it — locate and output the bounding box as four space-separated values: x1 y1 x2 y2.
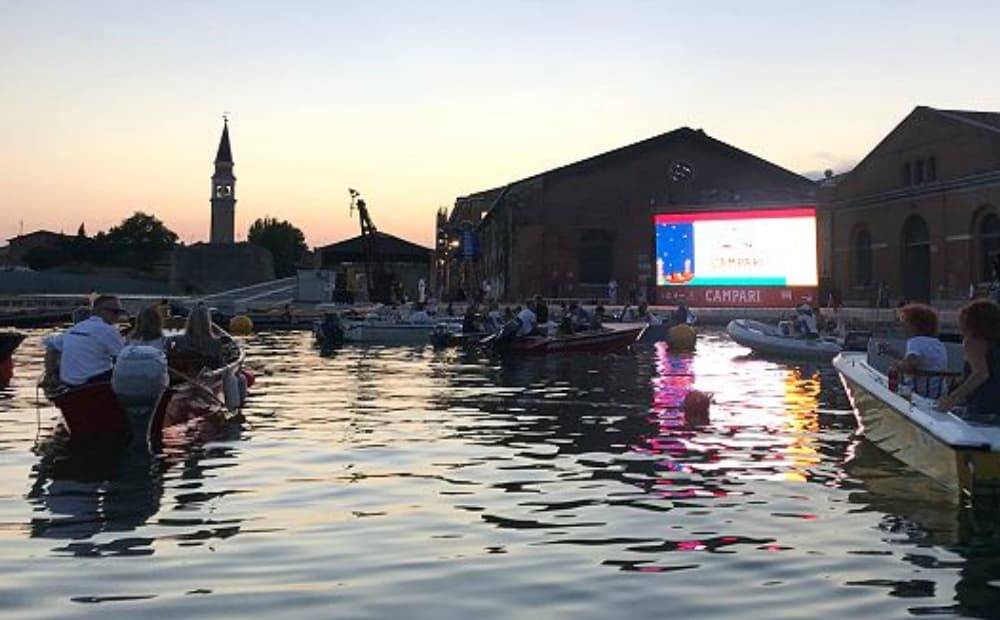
44 330 249 450
834 344 1000 501
488 323 647 354
726 319 842 361
338 310 461 345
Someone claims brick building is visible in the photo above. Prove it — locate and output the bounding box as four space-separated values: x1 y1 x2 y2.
825 106 1000 305
439 127 817 302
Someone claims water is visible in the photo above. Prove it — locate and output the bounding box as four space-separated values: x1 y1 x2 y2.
2 329 999 619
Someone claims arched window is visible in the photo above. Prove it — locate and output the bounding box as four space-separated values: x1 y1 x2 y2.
902 215 931 301
578 229 614 285
853 228 873 286
981 212 1000 281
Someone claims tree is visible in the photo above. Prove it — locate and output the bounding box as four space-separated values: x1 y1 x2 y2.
105 211 179 266
248 217 308 277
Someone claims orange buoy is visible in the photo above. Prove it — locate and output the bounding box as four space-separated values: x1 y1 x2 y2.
668 324 697 352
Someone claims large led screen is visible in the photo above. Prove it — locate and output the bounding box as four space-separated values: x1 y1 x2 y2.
655 207 818 287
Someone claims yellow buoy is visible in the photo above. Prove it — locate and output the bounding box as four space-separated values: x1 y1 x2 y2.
229 314 254 336
668 324 696 352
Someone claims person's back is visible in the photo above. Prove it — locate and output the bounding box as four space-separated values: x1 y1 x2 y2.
904 335 949 396
54 296 127 386
171 305 223 371
967 340 1000 414
515 306 538 337
535 300 549 324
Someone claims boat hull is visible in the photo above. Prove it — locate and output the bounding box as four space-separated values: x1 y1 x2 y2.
835 353 1000 501
727 319 840 361
505 325 646 354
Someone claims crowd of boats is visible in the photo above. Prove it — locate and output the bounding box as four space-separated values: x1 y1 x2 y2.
0 294 997 504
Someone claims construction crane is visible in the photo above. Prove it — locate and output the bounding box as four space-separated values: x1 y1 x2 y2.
348 188 394 303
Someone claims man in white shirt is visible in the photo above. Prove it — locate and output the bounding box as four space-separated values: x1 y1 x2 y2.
45 295 127 386
515 305 538 337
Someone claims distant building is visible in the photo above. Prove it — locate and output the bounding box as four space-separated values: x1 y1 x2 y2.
318 232 431 301
5 230 70 265
210 119 236 244
824 106 1000 304
440 127 817 302
171 119 274 293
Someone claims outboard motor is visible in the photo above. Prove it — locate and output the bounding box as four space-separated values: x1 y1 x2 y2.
112 345 168 407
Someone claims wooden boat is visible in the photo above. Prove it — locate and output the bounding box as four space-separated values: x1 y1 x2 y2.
834 349 1000 502
45 332 248 450
492 323 647 354
727 319 841 361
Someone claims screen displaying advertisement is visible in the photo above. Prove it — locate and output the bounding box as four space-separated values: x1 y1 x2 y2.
654 207 818 288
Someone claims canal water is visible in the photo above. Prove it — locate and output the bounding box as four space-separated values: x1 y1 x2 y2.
1 329 999 619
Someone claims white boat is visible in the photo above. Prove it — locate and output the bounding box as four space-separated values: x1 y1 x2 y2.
340 317 461 345
726 319 841 361
834 347 1000 501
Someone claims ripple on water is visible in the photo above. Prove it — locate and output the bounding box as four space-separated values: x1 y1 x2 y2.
1 328 1000 618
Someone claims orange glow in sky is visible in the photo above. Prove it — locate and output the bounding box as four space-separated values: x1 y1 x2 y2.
2 2 999 248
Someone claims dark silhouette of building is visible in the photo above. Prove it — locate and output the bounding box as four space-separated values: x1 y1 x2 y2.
318 232 431 301
210 118 236 244
439 127 817 301
170 119 274 293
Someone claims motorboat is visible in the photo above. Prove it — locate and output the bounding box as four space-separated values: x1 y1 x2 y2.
43 328 250 450
487 323 647 354
335 308 462 346
834 342 1000 501
727 318 842 361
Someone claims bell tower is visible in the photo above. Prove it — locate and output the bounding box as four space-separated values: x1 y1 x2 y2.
210 118 236 244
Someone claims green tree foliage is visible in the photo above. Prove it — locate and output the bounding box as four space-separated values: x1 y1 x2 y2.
26 212 179 271
248 217 308 278
105 211 179 263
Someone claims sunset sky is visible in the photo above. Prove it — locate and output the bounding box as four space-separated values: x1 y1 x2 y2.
2 1 999 248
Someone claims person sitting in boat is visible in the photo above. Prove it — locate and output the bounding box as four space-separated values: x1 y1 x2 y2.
592 304 606 329
128 305 168 351
43 294 127 387
534 296 550 325
937 300 1000 417
486 302 503 331
169 304 225 373
793 298 819 339
885 303 950 398
462 303 480 334
408 302 432 324
515 304 538 337
671 298 694 326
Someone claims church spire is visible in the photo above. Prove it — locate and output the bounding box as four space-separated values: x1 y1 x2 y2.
210 117 236 244
215 117 233 163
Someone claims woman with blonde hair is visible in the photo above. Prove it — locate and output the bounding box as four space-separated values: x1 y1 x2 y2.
129 306 167 351
172 304 223 367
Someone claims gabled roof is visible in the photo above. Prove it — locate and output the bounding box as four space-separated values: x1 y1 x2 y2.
215 120 233 163
935 108 1000 134
319 231 431 263
839 105 1000 179
456 127 815 206
7 230 67 243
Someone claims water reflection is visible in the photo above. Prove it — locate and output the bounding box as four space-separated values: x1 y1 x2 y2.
25 421 244 557
5 329 1000 617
